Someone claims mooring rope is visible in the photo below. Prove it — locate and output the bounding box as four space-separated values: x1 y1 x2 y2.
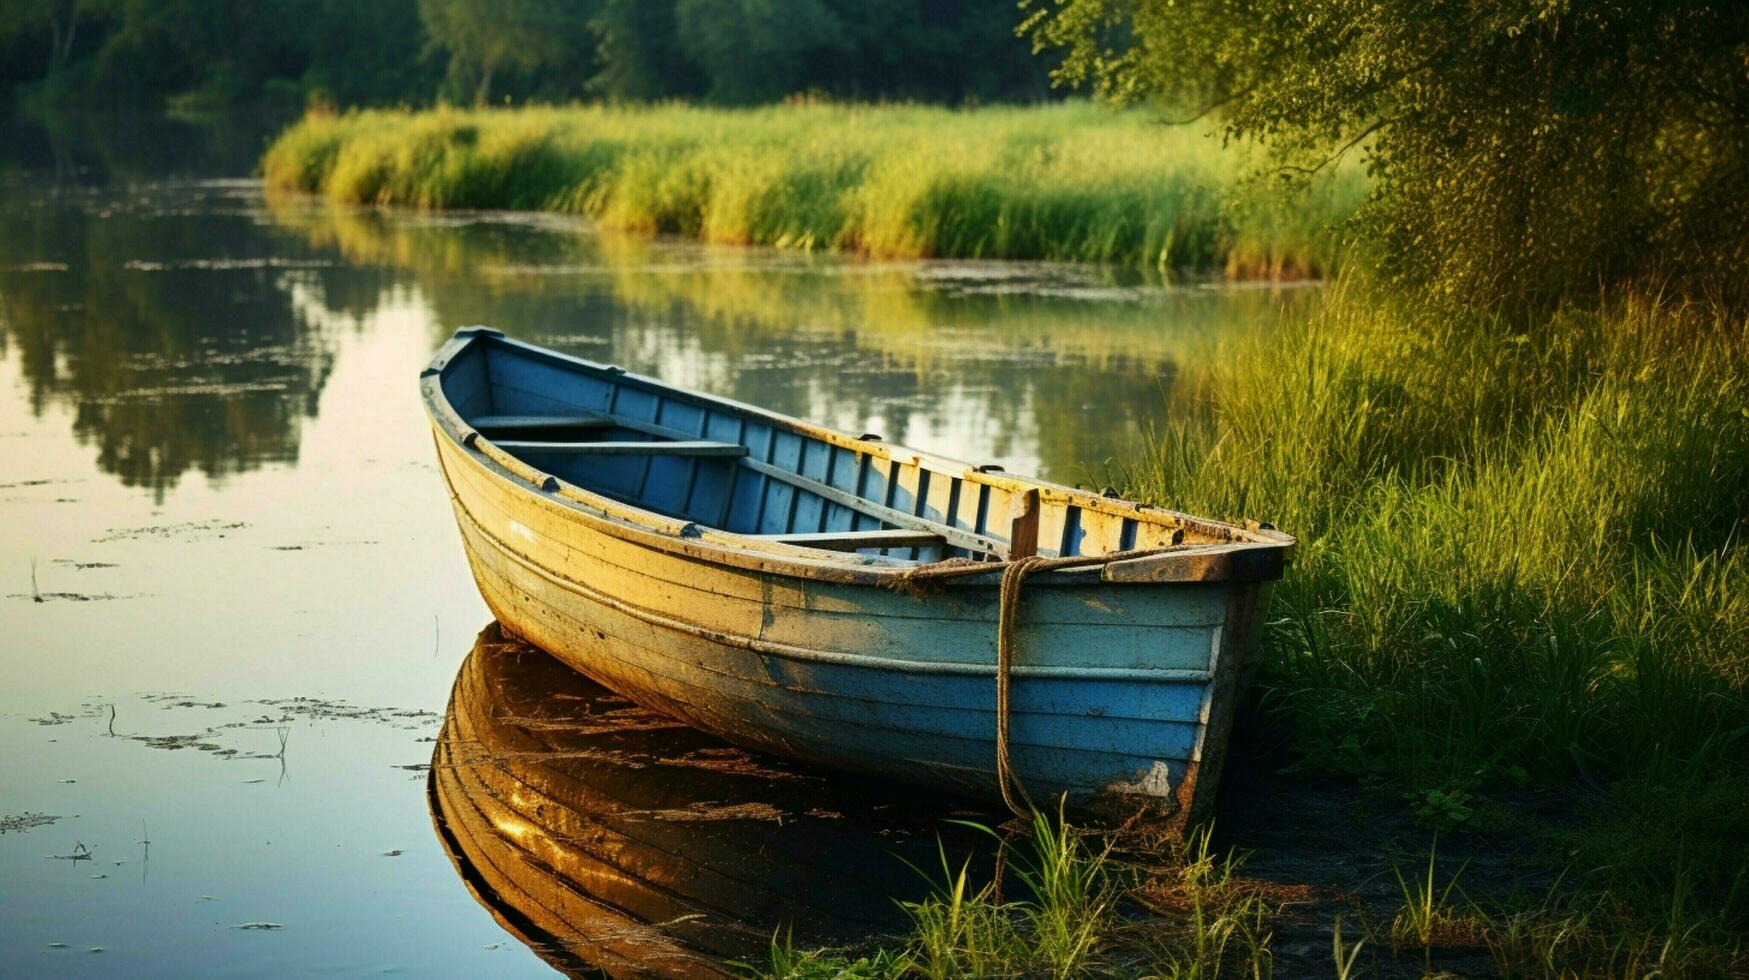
995 555 1047 816
886 544 1187 818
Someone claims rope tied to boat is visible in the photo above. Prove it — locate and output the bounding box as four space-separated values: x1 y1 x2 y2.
996 551 1168 817
994 555 1046 817
886 546 1187 818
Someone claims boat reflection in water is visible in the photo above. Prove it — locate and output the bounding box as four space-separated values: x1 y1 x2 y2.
430 624 1000 977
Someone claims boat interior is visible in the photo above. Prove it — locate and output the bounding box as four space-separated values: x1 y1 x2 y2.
437 332 1263 564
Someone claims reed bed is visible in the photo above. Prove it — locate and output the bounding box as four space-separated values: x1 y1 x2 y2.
262 103 1365 277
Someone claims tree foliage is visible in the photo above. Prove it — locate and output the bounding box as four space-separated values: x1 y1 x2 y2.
417 0 593 104
1026 0 1749 306
675 0 848 104
588 0 700 101
0 0 442 107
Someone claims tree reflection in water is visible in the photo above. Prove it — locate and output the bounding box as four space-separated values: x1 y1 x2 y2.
0 185 340 499
0 112 1302 504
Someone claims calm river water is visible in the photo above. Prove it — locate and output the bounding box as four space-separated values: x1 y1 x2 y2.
0 115 1304 977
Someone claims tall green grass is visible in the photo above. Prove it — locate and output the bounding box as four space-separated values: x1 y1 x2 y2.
1130 284 1748 792
1127 282 1749 953
262 103 1365 277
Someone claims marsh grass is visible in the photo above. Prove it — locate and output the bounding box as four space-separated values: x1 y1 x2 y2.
1128 285 1749 797
1485 886 1691 978
1384 839 1485 971
759 806 1122 978
761 812 1293 979
765 801 1743 976
262 103 1365 277
1126 824 1279 978
1330 916 1365 980
897 805 1122 979
762 932 908 980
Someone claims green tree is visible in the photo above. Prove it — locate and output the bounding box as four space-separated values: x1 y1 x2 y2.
823 0 1049 102
0 0 441 107
0 0 119 94
589 0 702 100
417 0 592 104
674 0 848 104
298 0 436 107
0 0 108 72
82 0 314 106
1026 0 1749 307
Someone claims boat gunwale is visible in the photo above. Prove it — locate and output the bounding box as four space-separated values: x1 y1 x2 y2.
422 327 1294 587
453 494 1217 685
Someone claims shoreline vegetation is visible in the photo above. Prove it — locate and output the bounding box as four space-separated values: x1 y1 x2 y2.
262 103 1366 278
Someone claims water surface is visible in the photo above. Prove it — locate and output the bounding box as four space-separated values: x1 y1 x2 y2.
0 114 1300 977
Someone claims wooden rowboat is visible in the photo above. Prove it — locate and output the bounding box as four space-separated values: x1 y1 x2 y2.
423 326 1293 826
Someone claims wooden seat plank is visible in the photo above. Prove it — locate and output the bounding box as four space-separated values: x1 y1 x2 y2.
748 529 946 552
497 440 750 458
484 404 1007 557
471 415 619 431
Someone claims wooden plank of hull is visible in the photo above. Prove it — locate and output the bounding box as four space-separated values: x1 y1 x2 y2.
438 434 1231 675
470 414 619 431
453 501 1212 807
442 452 1225 702
749 529 947 552
466 551 1210 763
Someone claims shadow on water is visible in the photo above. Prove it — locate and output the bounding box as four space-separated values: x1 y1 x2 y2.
430 623 1003 977
0 110 292 185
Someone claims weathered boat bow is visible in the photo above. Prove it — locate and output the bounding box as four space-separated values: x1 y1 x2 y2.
423 326 1293 827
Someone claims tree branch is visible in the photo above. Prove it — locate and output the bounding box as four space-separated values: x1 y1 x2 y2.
1272 116 1391 179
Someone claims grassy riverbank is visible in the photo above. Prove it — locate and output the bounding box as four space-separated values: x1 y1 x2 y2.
259 188 1746 970
262 103 1365 277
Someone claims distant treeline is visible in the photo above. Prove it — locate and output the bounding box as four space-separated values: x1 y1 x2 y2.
0 0 1050 109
